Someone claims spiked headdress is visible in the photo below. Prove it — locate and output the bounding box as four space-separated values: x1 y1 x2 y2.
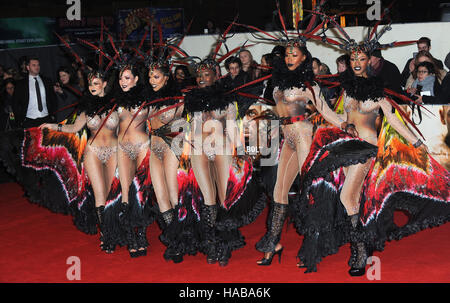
301 1 417 55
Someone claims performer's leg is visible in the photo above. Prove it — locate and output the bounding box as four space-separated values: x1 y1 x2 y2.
257 143 298 264
117 146 138 256
84 147 109 208
164 150 180 208
293 128 313 267
212 152 234 266
201 203 218 264
117 146 137 204
339 160 372 216
296 127 313 174
134 146 151 255
156 149 182 262
101 147 118 253
273 143 299 205
339 159 373 276
103 148 118 197
191 153 220 264
213 153 232 205
150 152 172 213
191 154 216 205
83 147 112 252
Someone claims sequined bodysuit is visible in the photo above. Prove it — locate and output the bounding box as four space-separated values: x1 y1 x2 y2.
149 105 183 161
118 106 150 161
190 104 236 161
85 112 119 164
273 86 312 151
343 93 381 145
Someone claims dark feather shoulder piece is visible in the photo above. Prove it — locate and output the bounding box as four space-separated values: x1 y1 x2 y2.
148 80 183 110
77 92 115 117
184 82 233 114
339 71 385 102
272 56 316 90
114 84 147 110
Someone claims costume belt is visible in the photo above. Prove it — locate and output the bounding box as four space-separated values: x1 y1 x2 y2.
279 114 307 125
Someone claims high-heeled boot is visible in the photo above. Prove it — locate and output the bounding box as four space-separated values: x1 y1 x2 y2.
348 213 371 276
255 201 288 266
161 208 175 227
95 206 107 251
161 209 183 263
96 205 115 253
135 226 148 257
201 204 218 264
119 202 140 258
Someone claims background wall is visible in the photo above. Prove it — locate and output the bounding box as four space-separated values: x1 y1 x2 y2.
178 22 450 75
1 22 448 83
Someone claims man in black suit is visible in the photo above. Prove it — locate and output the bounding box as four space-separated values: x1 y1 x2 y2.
12 57 57 128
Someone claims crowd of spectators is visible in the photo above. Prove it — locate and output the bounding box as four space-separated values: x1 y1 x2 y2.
0 36 448 133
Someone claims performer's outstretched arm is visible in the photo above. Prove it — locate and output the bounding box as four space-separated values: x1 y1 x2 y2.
378 98 424 147
306 85 346 129
39 112 87 133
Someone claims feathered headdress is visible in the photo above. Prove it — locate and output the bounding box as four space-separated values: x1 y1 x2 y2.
119 17 195 79
179 15 257 75
301 1 417 55
54 17 121 92
305 1 432 140
57 17 127 78
53 19 121 143
234 0 328 50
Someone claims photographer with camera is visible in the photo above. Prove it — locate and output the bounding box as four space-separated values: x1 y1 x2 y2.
404 51 447 94
401 37 444 87
407 61 440 98
415 52 450 105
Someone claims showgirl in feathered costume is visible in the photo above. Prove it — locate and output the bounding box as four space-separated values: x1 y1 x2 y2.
289 4 450 275
126 31 194 263
0 22 131 254
235 0 349 266
48 25 156 258
177 19 268 266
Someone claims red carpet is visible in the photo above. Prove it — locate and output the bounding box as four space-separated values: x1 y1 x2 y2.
0 182 449 283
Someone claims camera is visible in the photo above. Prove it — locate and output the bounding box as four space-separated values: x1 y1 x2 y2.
416 84 423 95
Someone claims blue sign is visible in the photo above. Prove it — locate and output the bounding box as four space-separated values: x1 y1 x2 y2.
116 7 184 42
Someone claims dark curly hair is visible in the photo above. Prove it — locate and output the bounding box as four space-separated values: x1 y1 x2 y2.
412 61 435 80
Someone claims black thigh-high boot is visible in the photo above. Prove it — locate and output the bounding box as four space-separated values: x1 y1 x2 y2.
160 208 183 263
255 201 288 265
95 205 113 253
201 204 218 264
119 202 140 258
348 213 372 276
